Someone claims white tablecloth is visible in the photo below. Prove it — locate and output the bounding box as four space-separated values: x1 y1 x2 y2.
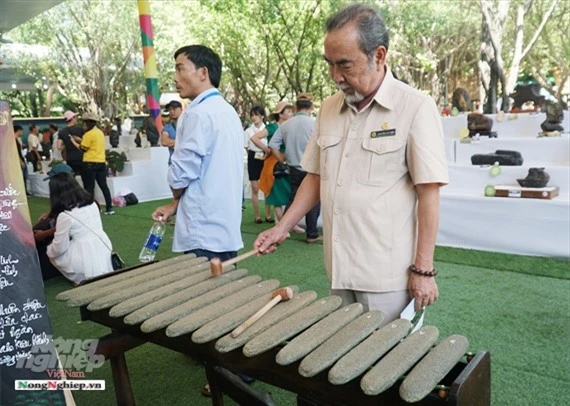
438 192 570 258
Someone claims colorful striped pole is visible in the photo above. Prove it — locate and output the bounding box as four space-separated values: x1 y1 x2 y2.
137 0 163 133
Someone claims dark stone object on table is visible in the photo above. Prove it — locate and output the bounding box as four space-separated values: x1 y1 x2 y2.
471 150 523 166
517 167 550 188
540 101 565 132
467 113 497 138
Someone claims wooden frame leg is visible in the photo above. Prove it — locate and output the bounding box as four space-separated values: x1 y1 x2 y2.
110 354 136 406
205 363 225 406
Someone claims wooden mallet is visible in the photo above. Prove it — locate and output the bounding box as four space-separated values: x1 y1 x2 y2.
210 248 259 277
230 287 294 338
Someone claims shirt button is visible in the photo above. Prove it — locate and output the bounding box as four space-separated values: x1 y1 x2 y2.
337 180 343 186
345 152 350 157
334 209 340 215
351 125 357 131
376 147 382 152
334 236 340 242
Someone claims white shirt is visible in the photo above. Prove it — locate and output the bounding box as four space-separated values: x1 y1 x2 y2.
47 203 114 283
168 88 244 253
52 132 63 160
301 69 448 292
27 133 42 152
244 123 266 151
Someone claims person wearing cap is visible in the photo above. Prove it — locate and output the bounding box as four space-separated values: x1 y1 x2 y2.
161 99 184 165
250 101 299 227
33 163 74 280
267 93 322 243
69 112 114 215
57 110 85 175
255 4 448 325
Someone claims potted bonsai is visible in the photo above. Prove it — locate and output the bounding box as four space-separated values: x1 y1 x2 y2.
106 150 127 176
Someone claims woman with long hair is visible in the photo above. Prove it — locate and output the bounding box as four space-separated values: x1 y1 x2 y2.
46 172 114 284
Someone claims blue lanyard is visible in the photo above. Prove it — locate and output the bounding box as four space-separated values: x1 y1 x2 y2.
197 90 221 105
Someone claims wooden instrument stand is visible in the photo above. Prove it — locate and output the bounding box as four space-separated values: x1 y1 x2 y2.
83 307 491 406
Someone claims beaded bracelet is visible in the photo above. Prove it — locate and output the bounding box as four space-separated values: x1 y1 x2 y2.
408 264 438 277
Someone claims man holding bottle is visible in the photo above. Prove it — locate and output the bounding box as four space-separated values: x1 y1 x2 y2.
151 45 244 262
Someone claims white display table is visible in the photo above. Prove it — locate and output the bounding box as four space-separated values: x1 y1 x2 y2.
437 111 570 257
438 192 569 258
29 147 173 203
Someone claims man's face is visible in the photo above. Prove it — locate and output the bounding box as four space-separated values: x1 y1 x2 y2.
168 106 182 120
14 129 22 138
31 127 39 134
174 54 206 100
324 23 385 104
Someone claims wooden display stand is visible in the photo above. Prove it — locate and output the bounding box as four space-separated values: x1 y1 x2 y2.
493 185 559 199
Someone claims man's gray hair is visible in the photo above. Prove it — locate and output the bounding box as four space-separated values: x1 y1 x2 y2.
326 3 389 63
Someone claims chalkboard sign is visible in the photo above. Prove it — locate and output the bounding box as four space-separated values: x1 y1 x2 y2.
0 102 66 404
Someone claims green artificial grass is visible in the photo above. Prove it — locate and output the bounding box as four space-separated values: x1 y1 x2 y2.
435 246 570 280
26 196 570 405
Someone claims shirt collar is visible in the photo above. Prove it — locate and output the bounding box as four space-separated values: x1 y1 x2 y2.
373 67 395 110
189 87 219 108
340 66 396 113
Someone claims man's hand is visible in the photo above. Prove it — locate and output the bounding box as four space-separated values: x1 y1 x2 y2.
254 225 290 255
152 201 178 222
408 273 439 312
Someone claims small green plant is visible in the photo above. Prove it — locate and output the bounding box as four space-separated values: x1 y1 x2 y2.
106 150 128 175
48 159 65 168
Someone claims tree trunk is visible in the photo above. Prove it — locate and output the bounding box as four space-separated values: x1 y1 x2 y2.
43 85 56 117
478 0 510 113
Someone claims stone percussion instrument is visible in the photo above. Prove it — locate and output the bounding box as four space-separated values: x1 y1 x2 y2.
57 255 491 405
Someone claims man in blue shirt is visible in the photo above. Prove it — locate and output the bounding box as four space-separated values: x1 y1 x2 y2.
161 100 183 165
152 45 244 262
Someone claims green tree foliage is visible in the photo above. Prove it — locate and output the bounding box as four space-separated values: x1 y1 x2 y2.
523 0 569 105
189 0 344 115
4 0 144 118
377 0 480 105
1 0 565 119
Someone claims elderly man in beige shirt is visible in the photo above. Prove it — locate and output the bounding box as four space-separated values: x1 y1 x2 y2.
255 3 448 323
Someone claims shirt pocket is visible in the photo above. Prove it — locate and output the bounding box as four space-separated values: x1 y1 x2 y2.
357 137 405 186
316 135 342 181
